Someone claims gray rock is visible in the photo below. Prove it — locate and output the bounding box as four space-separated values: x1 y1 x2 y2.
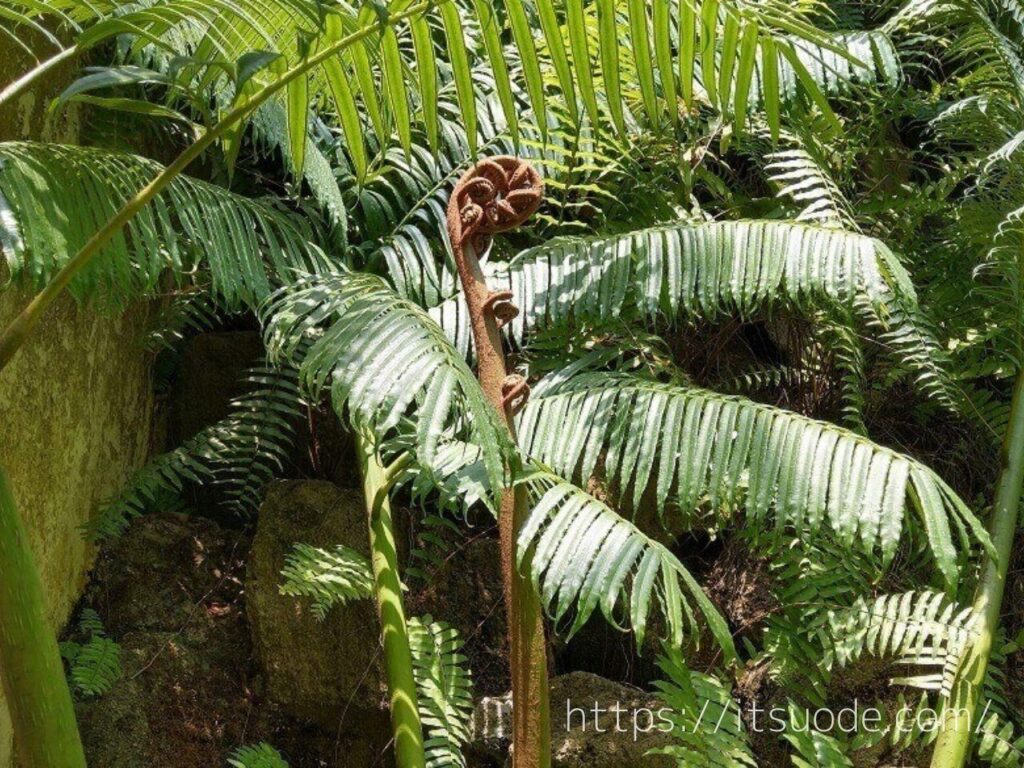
247 480 388 733
469 673 674 768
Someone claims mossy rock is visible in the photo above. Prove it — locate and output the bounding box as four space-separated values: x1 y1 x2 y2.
247 480 388 736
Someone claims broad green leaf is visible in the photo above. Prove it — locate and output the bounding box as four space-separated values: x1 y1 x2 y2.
566 0 600 130
627 0 658 122
536 0 579 124
440 3 477 155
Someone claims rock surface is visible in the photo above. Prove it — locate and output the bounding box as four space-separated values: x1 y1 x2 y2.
247 480 387 731
470 672 675 768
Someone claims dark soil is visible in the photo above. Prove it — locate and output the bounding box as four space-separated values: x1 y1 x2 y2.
73 512 389 768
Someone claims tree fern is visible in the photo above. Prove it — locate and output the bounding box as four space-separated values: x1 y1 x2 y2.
517 370 988 584
649 651 757 768
408 616 474 768
518 467 736 657
260 270 511 506
279 543 373 620
0 142 326 307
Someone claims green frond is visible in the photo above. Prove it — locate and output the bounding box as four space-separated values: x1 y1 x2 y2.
649 651 756 768
517 370 988 584
260 270 511 506
279 543 373 620
87 365 303 540
435 219 957 408
143 291 237 352
826 591 976 696
517 467 736 659
77 608 106 637
782 701 855 768
976 710 1024 767
408 616 474 768
764 147 858 229
38 0 864 166
69 637 122 697
227 743 289 768
0 142 326 308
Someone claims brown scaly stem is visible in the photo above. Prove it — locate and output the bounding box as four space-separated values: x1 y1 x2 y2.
446 158 550 768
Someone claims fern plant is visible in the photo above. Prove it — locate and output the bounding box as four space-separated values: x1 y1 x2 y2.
279 542 374 620
1 2 1018 767
227 743 290 768
408 616 475 768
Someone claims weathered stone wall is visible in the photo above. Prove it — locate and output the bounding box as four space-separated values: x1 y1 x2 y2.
0 33 155 766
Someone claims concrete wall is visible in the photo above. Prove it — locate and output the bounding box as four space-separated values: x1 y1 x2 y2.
0 33 155 766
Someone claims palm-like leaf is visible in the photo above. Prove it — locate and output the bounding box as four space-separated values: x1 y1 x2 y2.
517 467 736 658
88 365 303 540
37 0 865 168
517 370 989 584
260 271 511 503
0 142 326 307
435 219 957 408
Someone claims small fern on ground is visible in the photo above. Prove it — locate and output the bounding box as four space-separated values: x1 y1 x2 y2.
59 609 121 698
226 743 289 768
408 616 475 768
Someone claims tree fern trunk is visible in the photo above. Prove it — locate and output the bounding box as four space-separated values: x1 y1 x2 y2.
356 427 426 768
930 372 1024 768
0 464 86 768
446 158 551 768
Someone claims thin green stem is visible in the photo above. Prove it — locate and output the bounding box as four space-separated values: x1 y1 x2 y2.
0 0 433 374
930 371 1024 768
356 426 425 768
0 463 86 768
0 45 79 110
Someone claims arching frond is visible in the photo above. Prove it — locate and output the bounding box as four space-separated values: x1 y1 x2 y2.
435 219 957 408
517 468 736 659
260 271 511 504
87 365 303 540
764 147 858 229
37 0 862 168
408 616 474 768
0 142 326 307
279 543 373 619
517 371 989 584
650 651 756 768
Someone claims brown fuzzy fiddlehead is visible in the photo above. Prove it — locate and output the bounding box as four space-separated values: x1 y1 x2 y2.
448 156 544 256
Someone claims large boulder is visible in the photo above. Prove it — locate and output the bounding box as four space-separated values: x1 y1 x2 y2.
470 673 674 768
247 480 388 733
